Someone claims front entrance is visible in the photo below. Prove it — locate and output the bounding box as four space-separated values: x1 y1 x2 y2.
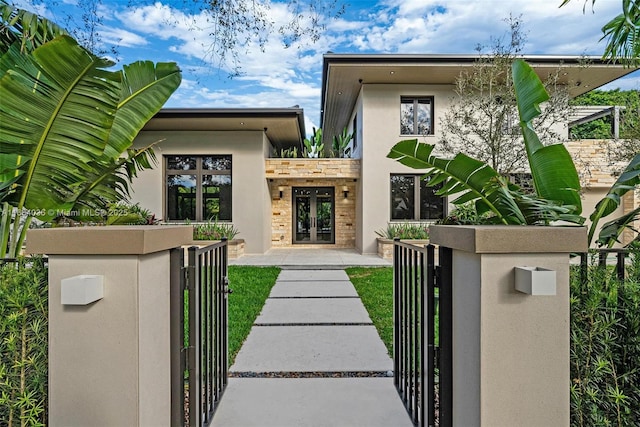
293 187 335 244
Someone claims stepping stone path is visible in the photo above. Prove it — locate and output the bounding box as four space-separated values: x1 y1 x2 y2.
212 269 413 426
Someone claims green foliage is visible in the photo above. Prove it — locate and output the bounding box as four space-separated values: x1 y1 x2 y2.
330 128 353 158
437 202 495 225
512 59 583 213
570 252 640 426
303 127 324 158
570 89 640 141
192 219 240 240
346 267 396 356
0 257 48 427
0 4 181 258
227 266 279 365
375 223 430 239
590 154 640 247
272 146 299 158
387 139 583 226
561 0 640 67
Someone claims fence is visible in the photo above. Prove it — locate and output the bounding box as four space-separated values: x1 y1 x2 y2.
579 248 638 283
171 239 230 426
393 239 452 427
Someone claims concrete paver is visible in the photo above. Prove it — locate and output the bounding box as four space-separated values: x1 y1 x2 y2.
277 269 350 281
212 378 414 427
269 280 358 297
255 298 372 324
213 264 410 427
230 325 392 373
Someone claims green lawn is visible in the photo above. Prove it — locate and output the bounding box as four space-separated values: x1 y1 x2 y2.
346 266 394 356
227 266 280 365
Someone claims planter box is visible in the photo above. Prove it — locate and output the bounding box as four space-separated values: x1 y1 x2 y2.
377 238 430 260
188 239 245 259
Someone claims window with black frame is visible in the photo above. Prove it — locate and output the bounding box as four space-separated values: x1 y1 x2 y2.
390 174 445 221
165 155 232 221
400 96 434 135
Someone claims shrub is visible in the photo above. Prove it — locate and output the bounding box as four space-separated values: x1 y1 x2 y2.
0 257 48 427
570 251 640 427
192 219 240 240
375 222 430 240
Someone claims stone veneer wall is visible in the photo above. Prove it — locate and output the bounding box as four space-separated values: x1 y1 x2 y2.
266 159 360 248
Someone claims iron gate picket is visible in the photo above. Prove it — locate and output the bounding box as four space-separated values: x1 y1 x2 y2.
393 239 452 427
171 239 231 426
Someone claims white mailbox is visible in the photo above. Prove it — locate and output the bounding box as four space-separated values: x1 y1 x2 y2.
61 275 104 305
514 266 556 296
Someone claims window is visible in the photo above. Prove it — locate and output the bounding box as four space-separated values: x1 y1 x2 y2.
400 97 434 135
165 155 232 221
390 175 445 220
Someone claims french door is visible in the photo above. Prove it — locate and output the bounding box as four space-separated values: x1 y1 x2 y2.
293 187 335 244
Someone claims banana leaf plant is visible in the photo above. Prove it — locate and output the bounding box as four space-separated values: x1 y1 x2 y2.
388 59 584 226
589 153 640 247
0 5 181 257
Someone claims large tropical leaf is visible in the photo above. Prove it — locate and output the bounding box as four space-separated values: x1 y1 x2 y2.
388 140 503 213
103 60 181 159
589 153 640 245
70 145 158 215
512 59 582 213
0 35 119 217
387 139 583 225
596 207 640 247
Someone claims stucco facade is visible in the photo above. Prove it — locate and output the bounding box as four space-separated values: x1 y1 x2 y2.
127 54 636 255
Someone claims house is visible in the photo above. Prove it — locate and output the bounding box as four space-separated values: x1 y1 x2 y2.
131 54 637 255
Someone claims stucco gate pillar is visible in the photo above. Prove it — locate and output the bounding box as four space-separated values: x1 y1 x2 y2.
429 225 587 427
25 226 192 427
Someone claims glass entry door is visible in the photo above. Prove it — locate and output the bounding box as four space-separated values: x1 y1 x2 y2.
293 187 335 244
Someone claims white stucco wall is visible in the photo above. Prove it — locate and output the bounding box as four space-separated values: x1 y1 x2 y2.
131 130 272 254
358 83 455 254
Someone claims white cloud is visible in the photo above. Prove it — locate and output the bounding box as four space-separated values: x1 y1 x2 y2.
99 27 148 48
57 0 636 127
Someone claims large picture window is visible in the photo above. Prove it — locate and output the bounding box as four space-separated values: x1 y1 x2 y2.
400 96 434 135
165 155 232 221
390 174 445 220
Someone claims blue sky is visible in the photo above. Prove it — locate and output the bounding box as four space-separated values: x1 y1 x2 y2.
10 0 640 132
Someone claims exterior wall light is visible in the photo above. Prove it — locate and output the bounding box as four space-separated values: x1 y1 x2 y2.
278 186 285 198
343 186 349 198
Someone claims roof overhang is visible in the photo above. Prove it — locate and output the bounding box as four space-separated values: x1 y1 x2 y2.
142 108 306 151
320 53 637 143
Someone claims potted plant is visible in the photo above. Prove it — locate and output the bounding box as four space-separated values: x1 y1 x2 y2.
375 222 430 259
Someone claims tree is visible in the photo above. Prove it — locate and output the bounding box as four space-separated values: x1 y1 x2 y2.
389 60 584 227
390 60 640 247
17 0 344 76
561 0 640 66
0 4 182 257
570 89 640 169
438 16 573 174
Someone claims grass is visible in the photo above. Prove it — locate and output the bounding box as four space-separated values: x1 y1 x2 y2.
346 266 394 356
347 266 440 358
227 266 280 365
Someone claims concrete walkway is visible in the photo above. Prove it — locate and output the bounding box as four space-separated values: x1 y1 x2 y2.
212 268 413 427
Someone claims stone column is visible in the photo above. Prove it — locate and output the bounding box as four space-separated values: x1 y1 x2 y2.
25 226 192 427
429 225 587 427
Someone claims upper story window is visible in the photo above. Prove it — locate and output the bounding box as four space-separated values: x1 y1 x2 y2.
165 155 232 221
390 174 445 221
400 96 434 135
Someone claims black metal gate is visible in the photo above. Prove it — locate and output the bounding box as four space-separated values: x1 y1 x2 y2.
171 239 231 426
393 239 452 427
